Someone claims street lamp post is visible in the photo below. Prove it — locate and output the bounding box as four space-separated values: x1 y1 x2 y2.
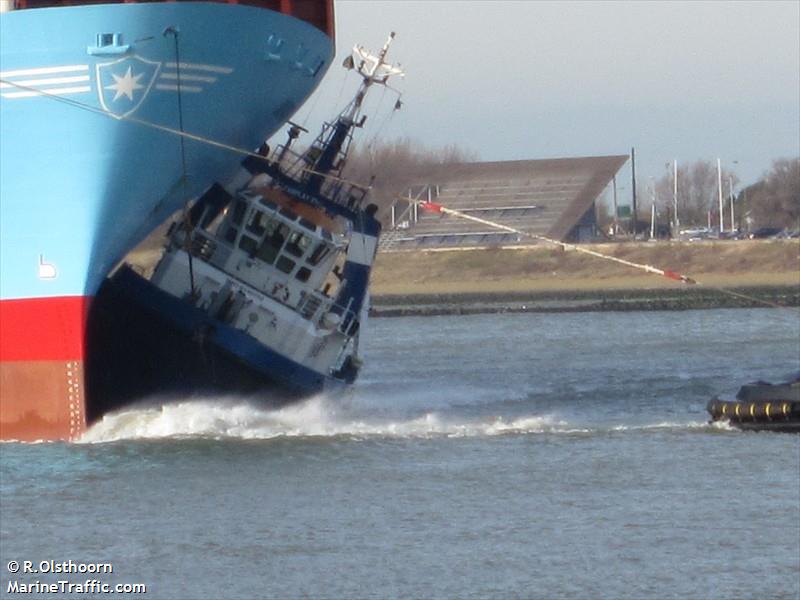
649 176 656 239
612 175 618 235
730 160 739 232
717 158 724 233
673 159 679 231
631 147 638 237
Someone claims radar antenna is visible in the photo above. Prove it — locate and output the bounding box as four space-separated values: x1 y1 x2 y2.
344 31 404 119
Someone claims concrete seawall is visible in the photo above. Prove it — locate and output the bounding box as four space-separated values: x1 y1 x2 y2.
370 285 800 317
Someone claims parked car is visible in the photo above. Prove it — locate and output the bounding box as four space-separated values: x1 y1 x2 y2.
748 227 784 239
678 227 712 241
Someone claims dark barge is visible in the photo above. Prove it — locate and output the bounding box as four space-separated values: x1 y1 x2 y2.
707 374 800 433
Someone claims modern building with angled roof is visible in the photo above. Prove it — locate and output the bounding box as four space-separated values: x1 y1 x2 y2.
381 155 628 251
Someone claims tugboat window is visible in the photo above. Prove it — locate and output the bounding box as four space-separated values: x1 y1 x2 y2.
285 231 311 258
256 240 278 264
238 235 258 255
279 207 298 221
232 200 246 226
258 198 278 212
298 217 317 232
270 222 289 248
276 255 295 274
307 242 330 266
224 226 238 244
246 210 270 236
256 220 289 264
262 218 278 241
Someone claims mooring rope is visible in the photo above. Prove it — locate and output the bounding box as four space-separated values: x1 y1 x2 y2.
0 79 375 196
163 26 196 298
414 199 797 312
0 78 272 161
418 200 697 283
1 79 795 312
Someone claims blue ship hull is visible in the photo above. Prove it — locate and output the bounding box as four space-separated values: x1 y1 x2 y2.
0 1 334 440
1 1 332 300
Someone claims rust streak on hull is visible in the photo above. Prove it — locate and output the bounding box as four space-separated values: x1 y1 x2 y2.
0 359 86 441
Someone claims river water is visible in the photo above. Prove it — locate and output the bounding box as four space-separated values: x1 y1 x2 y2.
2 308 799 599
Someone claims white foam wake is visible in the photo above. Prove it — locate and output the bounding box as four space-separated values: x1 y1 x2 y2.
78 396 572 443
609 420 728 432
76 395 737 444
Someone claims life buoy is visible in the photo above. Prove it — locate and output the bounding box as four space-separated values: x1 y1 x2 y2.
271 283 290 303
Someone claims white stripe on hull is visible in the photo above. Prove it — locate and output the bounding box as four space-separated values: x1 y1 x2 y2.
0 75 89 89
159 72 217 83
154 83 203 93
0 64 89 78
165 62 233 74
2 85 91 98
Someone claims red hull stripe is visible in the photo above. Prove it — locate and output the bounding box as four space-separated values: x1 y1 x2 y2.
0 296 90 361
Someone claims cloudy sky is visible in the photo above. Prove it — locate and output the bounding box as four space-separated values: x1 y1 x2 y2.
291 0 799 189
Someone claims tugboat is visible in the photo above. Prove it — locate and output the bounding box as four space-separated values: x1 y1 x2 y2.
707 373 800 433
86 34 403 421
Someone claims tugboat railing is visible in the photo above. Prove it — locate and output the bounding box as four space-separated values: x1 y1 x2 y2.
272 143 370 210
297 290 359 338
273 143 310 180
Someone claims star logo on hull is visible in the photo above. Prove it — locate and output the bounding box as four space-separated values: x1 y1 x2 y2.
96 56 161 119
105 66 145 102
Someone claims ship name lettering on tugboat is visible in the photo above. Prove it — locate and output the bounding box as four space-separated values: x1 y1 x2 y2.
279 184 322 208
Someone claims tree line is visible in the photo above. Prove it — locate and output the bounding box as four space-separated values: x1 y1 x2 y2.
740 159 799 229
341 137 476 221
643 158 799 231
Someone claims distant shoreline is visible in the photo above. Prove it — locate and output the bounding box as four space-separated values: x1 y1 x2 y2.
370 285 800 317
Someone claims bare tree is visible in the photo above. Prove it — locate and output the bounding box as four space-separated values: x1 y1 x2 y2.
744 158 800 229
651 159 739 227
342 136 477 221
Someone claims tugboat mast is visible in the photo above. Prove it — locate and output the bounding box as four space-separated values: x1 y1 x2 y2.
345 31 402 122
304 32 403 190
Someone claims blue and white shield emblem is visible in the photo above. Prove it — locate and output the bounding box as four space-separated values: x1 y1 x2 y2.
96 55 161 119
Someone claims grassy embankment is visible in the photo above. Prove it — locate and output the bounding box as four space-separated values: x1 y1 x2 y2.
371 240 799 295
368 240 799 313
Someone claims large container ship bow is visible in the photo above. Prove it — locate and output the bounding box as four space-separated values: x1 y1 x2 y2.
0 0 335 441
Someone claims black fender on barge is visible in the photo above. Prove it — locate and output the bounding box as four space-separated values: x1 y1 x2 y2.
707 374 800 433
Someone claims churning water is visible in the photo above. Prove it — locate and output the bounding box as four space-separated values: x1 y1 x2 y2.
2 309 799 599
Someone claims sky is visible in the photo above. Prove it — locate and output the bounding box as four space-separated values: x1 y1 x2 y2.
288 0 800 194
